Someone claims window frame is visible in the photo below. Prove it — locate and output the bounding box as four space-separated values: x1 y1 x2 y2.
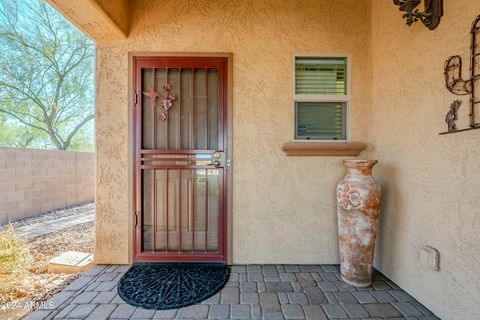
292 54 351 142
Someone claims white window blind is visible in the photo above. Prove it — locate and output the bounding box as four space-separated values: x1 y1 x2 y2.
293 56 349 141
295 57 347 95
295 102 346 140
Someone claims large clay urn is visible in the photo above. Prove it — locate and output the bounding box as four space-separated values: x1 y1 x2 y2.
336 160 381 287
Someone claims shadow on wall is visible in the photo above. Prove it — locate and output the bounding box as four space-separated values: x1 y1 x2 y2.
374 162 405 274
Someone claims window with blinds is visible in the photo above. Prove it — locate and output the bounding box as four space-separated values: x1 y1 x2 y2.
295 57 347 95
293 56 349 141
295 102 346 140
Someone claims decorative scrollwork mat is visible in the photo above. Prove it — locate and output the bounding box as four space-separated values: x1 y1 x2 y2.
117 263 230 310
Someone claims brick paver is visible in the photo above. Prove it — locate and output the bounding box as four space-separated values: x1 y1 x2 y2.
23 264 440 319
209 304 230 319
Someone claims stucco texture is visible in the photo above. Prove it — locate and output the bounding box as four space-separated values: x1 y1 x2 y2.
93 0 372 265
46 0 128 41
94 0 129 34
370 1 480 319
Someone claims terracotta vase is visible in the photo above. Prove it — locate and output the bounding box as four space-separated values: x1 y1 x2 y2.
336 160 381 287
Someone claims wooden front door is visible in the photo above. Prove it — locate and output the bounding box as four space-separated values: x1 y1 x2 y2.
133 56 228 263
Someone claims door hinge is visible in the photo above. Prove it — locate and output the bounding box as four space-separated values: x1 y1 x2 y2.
133 92 138 106
134 211 139 227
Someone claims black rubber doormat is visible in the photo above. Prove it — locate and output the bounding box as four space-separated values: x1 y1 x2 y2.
117 263 230 310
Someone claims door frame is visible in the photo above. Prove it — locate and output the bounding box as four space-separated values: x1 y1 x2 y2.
129 53 233 264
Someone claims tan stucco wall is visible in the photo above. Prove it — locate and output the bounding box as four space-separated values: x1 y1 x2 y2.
46 0 128 41
370 2 480 319
93 0 129 34
94 0 373 265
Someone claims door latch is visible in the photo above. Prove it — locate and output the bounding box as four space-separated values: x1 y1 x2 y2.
208 160 221 168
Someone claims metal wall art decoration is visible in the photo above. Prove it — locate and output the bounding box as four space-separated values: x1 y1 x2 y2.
445 100 462 133
143 88 159 108
393 0 443 30
143 83 177 122
159 83 177 121
441 15 480 135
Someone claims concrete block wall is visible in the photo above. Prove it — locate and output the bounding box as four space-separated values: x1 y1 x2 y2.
0 148 95 224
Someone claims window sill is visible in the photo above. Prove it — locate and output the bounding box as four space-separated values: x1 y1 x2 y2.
282 141 367 156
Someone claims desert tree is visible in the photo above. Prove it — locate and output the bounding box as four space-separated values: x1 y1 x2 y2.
0 0 94 150
0 114 37 148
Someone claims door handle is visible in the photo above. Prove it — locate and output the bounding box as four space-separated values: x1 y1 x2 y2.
208 160 221 168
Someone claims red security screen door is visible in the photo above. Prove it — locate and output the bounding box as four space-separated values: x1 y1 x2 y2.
133 56 228 263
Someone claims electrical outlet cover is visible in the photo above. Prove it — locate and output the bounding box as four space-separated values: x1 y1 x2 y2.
420 245 440 271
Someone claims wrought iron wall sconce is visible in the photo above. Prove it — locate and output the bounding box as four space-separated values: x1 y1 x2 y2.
440 15 480 135
393 0 443 30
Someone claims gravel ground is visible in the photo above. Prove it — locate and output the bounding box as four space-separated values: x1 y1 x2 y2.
0 210 94 320
1 202 94 230
28 221 94 274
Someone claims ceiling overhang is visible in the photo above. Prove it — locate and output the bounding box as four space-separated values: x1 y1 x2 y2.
45 0 129 43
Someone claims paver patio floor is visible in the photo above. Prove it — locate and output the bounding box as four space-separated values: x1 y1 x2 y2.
24 264 439 320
